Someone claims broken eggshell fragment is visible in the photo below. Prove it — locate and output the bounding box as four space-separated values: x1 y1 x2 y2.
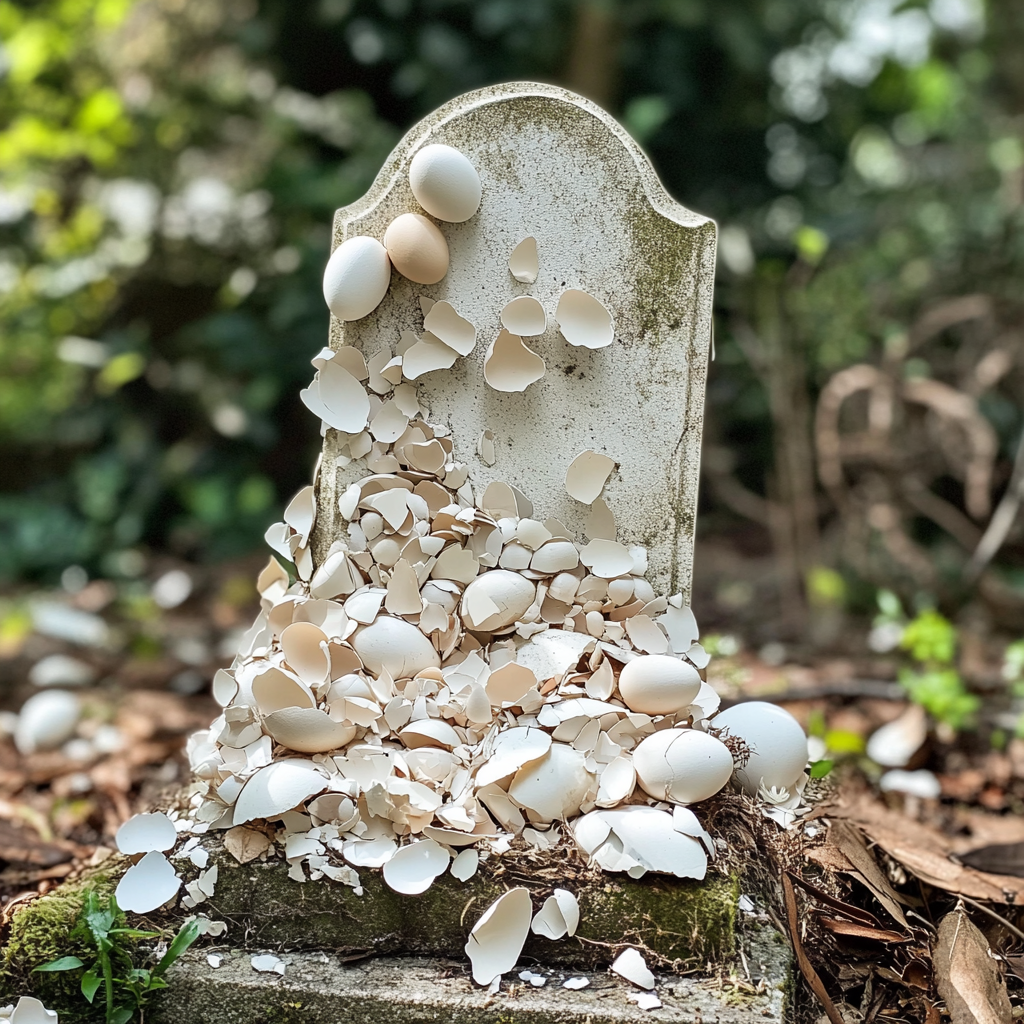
351 616 441 678
382 838 450 894
115 811 177 855
232 759 329 824
713 701 808 796
509 743 594 822
115 851 181 914
556 290 614 349
564 450 616 504
500 296 546 336
461 570 535 632
409 144 481 223
384 213 449 284
322 236 391 321
263 707 357 753
632 729 734 804
465 887 533 986
508 236 538 284
483 331 545 393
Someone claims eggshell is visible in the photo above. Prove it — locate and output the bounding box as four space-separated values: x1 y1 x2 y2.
15 690 80 754
382 838 450 894
233 759 328 824
633 728 733 803
115 851 181 914
384 213 449 284
9 997 58 1024
461 570 535 632
465 887 533 986
713 701 808 795
251 666 316 715
409 144 481 223
399 718 461 751
617 654 701 715
322 236 391 321
351 616 441 678
263 707 357 753
116 812 177 855
509 742 594 822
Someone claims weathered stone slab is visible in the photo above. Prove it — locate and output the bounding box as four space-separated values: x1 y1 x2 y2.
156 951 785 1024
186 842 737 966
315 81 717 598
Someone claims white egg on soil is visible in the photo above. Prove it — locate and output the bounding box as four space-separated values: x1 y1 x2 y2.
617 654 701 715
409 144 481 223
15 690 80 754
322 236 391 321
632 728 734 804
713 700 808 795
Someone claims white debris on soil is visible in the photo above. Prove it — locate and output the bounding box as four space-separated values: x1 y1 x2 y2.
610 947 656 990
251 954 286 975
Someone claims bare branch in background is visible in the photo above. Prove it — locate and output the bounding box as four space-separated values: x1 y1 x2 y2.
965 428 1024 585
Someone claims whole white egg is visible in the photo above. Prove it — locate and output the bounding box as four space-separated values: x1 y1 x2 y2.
15 690 80 754
713 701 808 795
617 654 701 715
633 728 734 804
322 236 391 321
409 144 482 223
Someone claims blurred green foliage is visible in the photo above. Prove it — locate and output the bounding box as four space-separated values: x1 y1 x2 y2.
1 0 1022 603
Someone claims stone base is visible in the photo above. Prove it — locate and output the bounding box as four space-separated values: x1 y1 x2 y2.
156 950 786 1024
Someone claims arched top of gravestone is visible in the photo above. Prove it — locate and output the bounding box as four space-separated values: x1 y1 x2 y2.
317 82 716 599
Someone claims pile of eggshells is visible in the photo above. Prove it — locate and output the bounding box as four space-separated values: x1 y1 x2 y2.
135 142 810 989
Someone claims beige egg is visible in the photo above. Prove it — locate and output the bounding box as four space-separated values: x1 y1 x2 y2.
633 728 733 803
351 616 441 679
617 654 701 715
384 213 449 284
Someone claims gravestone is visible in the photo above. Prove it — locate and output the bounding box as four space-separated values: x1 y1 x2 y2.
314 80 716 600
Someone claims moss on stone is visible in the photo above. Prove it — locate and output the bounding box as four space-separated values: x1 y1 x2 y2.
180 842 735 968
0 876 116 1023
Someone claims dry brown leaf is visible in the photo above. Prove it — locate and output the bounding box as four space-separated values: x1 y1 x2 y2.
782 872 844 1024
958 841 1024 878
829 820 910 928
832 797 1024 903
223 825 271 864
933 909 1011 1024
818 916 911 944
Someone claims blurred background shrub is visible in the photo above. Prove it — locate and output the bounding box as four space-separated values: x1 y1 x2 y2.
1 0 1022 642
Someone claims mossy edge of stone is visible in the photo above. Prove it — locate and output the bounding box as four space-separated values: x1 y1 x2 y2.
185 845 737 966
0 872 117 1024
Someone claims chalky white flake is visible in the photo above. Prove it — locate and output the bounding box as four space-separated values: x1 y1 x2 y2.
465 888 533 986
423 301 477 356
116 812 177 855
5 998 58 1024
115 851 182 914
555 290 614 349
251 954 286 975
500 296 546 336
610 947 655 989
483 331 546 392
508 236 539 283
564 450 616 504
531 889 579 940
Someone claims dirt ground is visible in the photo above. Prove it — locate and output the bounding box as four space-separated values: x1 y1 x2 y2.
3 549 1024 1022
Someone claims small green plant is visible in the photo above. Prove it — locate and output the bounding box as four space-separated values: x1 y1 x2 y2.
33 891 200 1024
896 605 979 731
